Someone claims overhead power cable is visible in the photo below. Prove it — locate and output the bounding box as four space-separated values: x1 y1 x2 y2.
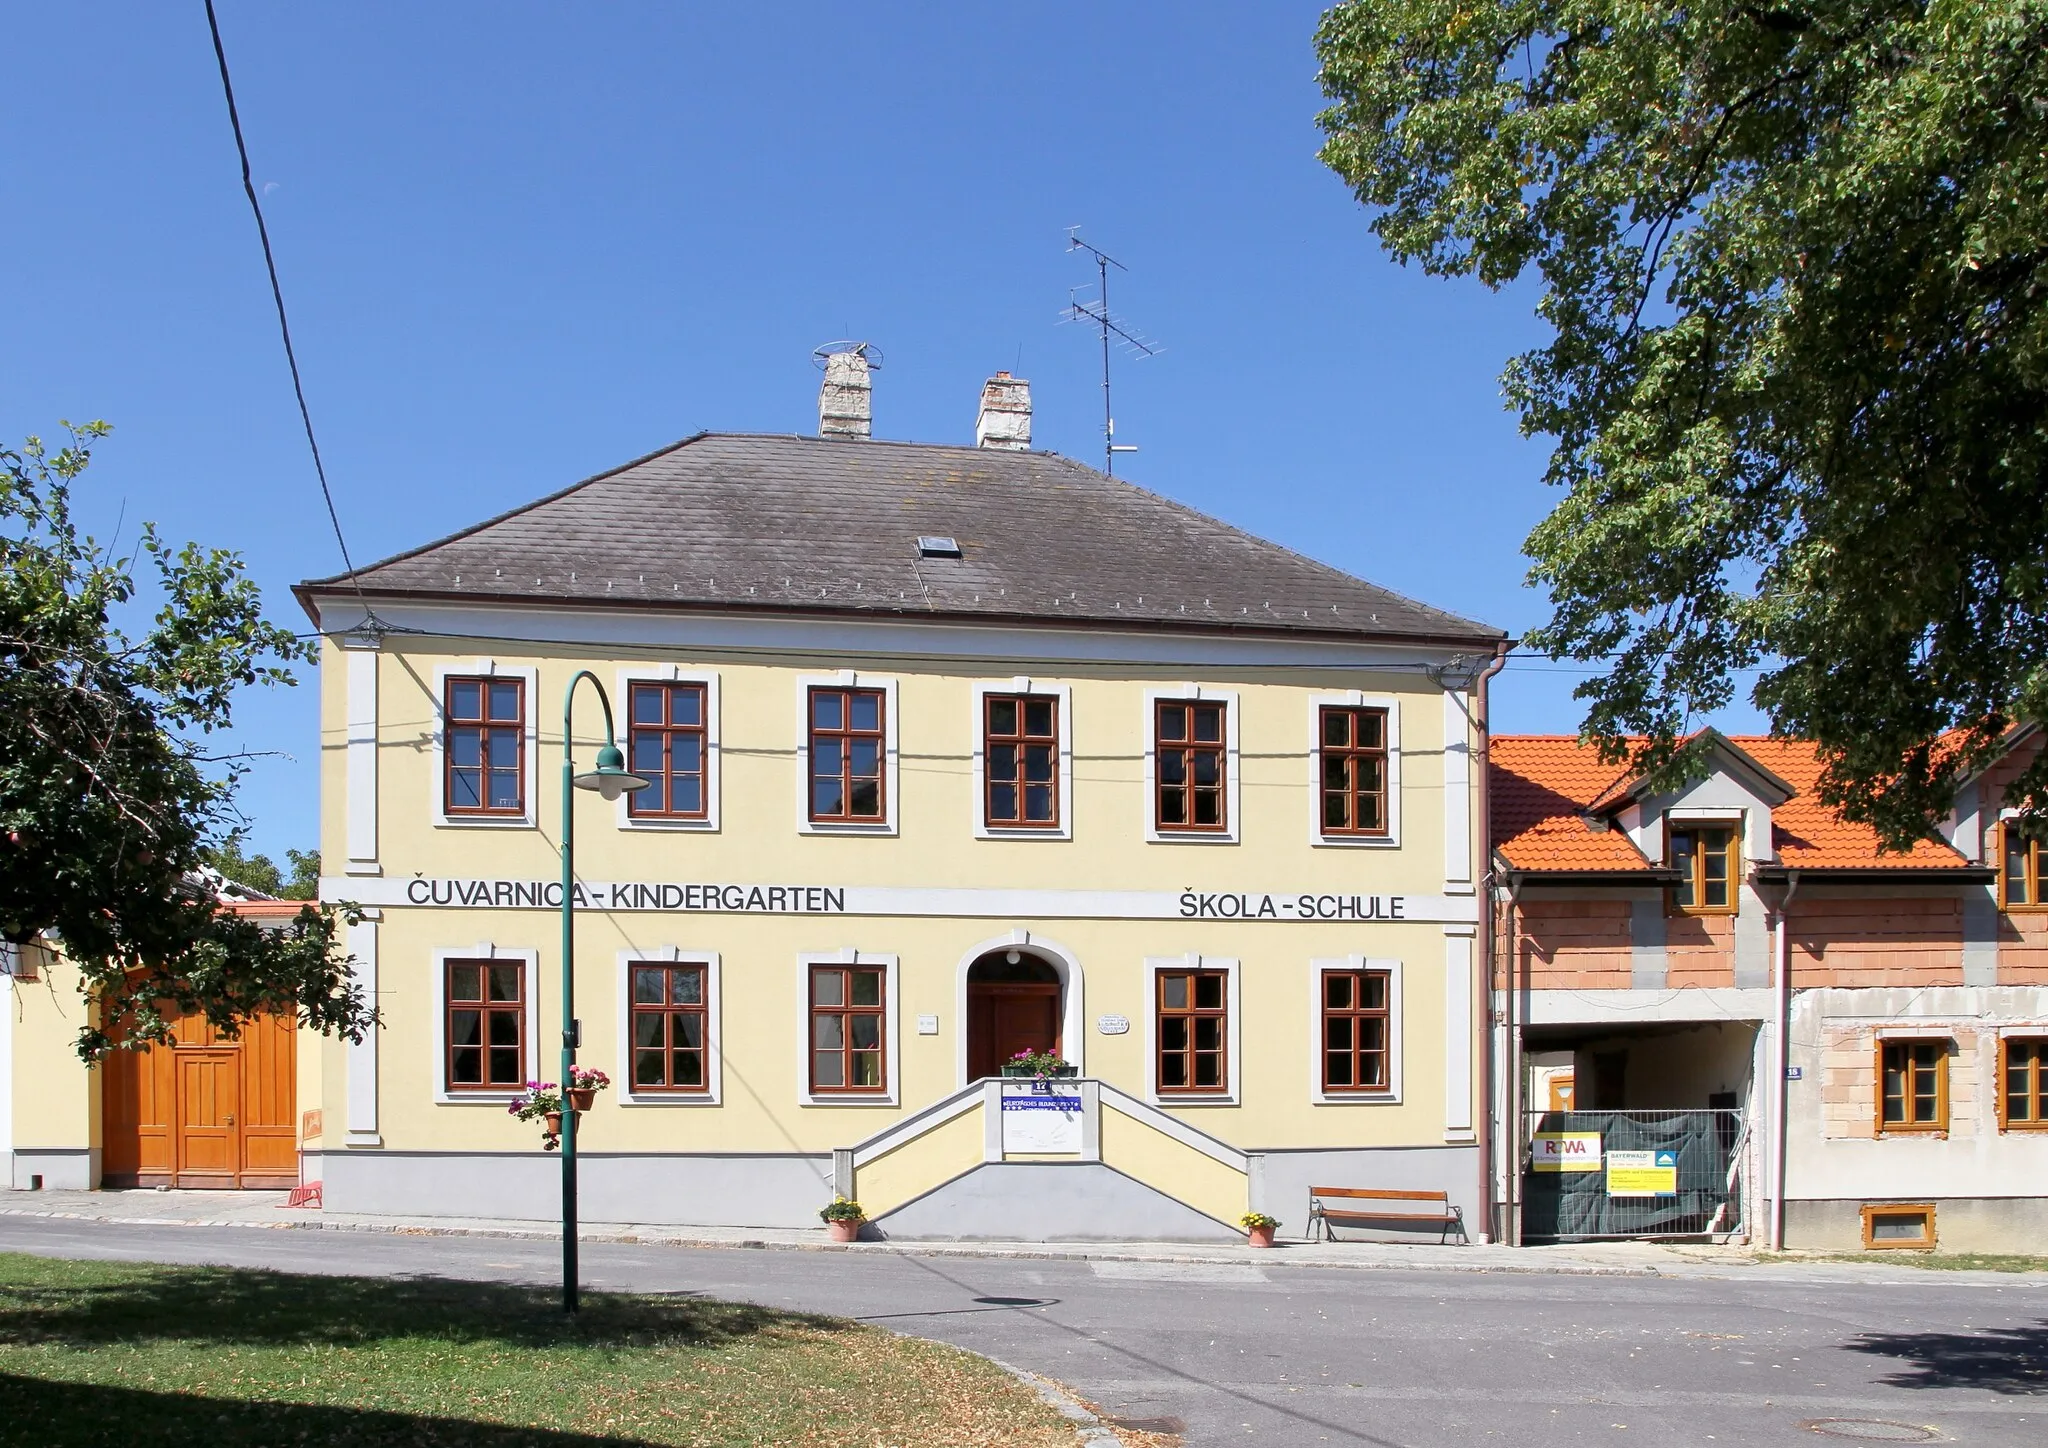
202 0 383 633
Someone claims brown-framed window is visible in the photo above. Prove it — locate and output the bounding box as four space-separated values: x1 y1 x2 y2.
1318 706 1390 837
630 962 709 1092
1155 700 1226 833
2000 824 2046 910
627 682 709 820
984 694 1059 828
1878 1038 1949 1132
809 963 886 1093
809 687 886 823
445 676 525 815
1156 968 1229 1093
1669 823 1739 914
1321 969 1392 1093
2001 1037 2048 1130
446 959 524 1090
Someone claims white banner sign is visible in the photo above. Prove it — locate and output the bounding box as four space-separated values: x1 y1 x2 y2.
322 877 1477 925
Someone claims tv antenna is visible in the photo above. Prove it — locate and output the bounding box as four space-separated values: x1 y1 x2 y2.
1063 229 1159 475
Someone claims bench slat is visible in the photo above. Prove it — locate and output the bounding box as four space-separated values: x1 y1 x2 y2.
1321 1209 1459 1224
1310 1187 1449 1203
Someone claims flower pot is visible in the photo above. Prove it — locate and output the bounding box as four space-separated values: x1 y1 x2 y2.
543 1111 563 1137
567 1088 596 1113
1000 1063 1078 1078
825 1217 863 1244
1246 1225 1276 1249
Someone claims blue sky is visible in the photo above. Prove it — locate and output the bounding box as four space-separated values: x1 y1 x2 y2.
1 2 1764 864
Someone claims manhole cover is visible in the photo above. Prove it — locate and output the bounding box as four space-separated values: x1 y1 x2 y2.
1799 1421 1940 1443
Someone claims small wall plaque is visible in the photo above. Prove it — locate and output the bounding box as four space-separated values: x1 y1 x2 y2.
1785 1065 1803 1081
916 1013 940 1035
1096 1014 1130 1035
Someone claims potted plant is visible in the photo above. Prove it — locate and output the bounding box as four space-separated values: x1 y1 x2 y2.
566 1065 611 1114
508 1082 563 1151
819 1196 866 1243
1241 1211 1280 1248
1000 1048 1078 1081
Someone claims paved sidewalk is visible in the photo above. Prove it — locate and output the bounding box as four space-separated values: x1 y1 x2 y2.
0 1185 1995 1284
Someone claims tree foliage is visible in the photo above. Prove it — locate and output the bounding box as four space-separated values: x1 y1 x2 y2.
1316 1 2048 845
202 840 321 900
0 424 370 1057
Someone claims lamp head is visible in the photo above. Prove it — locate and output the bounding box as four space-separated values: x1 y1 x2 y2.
573 742 651 802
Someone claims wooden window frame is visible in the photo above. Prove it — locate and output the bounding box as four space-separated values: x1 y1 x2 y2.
1998 822 2047 911
1318 967 1394 1095
627 961 711 1095
982 692 1061 830
625 681 710 822
807 962 889 1098
1875 1036 1950 1134
1998 1035 2048 1132
1154 966 1231 1097
1666 820 1741 916
806 685 889 826
1153 698 1230 836
443 957 526 1093
1316 705 1391 840
1860 1202 1936 1250
443 675 527 818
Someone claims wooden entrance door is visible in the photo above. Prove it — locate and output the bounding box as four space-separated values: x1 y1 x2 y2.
101 1010 297 1189
965 951 1064 1079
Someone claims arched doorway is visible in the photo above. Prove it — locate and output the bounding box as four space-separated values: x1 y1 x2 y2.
965 950 1062 1080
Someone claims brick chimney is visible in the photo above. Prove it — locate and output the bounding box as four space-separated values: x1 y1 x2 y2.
974 371 1031 450
818 346 874 439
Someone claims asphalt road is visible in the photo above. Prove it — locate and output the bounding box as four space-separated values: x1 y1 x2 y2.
0 1217 2042 1446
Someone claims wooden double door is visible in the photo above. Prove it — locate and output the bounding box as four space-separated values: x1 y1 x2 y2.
102 1010 297 1189
965 952 1063 1080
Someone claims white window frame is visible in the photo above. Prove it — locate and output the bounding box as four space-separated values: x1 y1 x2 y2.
616 948 723 1105
1142 953 1242 1106
969 679 1075 841
1142 686 1241 845
431 945 542 1104
1307 692 1403 849
614 667 722 832
795 672 901 836
797 950 900 1106
431 659 541 830
1309 956 1406 1105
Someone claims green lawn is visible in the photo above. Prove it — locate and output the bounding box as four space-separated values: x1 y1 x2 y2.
0 1253 1085 1447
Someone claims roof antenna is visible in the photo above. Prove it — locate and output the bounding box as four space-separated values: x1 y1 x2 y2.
1063 229 1160 476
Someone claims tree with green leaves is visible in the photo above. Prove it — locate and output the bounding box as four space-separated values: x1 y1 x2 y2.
1 424 370 1058
1316 1 2048 846
202 840 322 900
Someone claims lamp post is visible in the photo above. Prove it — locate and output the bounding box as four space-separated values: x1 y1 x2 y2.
559 670 650 1313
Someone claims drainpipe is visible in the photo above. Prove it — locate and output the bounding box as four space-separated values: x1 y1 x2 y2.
1471 642 1510 1245
1501 866 1525 1246
1770 868 1802 1250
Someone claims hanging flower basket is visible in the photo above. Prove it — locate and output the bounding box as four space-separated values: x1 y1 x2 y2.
566 1066 611 1114
509 1082 564 1150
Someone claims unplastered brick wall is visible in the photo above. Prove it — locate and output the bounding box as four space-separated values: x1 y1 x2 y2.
1817 1023 1981 1139
1789 897 1966 988
2001 912 2048 986
1665 911 1736 989
1509 899 1632 989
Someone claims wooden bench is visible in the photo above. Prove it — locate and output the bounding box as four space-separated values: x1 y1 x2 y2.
1308 1186 1467 1244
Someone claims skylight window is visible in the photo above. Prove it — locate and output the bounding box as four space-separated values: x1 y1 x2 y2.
917 536 962 558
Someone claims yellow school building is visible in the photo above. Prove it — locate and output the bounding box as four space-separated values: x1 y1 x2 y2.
9 366 1507 1241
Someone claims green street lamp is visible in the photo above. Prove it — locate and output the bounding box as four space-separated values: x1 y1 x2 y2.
560 670 650 1313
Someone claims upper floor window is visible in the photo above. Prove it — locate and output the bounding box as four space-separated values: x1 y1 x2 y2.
445 677 524 816
630 961 709 1092
808 687 886 824
1878 1038 1948 1132
810 962 887 1094
1155 699 1227 833
446 958 525 1091
1318 706 1390 838
984 694 1059 828
2002 1037 2048 1131
1669 824 1738 914
2001 824 2045 910
1156 966 1229 1094
628 682 708 820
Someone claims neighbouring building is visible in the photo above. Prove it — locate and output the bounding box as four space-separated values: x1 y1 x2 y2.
1490 729 2048 1252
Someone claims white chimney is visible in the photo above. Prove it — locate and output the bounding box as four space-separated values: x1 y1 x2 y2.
818 345 874 439
975 371 1031 450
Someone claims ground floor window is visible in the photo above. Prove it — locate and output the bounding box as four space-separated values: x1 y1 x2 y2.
446 959 525 1090
2002 1037 2048 1130
1877 1038 1948 1132
631 962 709 1092
810 962 887 1094
1320 968 1392 1093
1155 966 1229 1095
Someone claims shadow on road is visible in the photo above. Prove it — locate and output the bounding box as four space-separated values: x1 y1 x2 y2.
1844 1319 2048 1394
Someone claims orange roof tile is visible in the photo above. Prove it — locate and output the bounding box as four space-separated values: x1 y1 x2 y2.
1490 735 1971 873
222 898 317 920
